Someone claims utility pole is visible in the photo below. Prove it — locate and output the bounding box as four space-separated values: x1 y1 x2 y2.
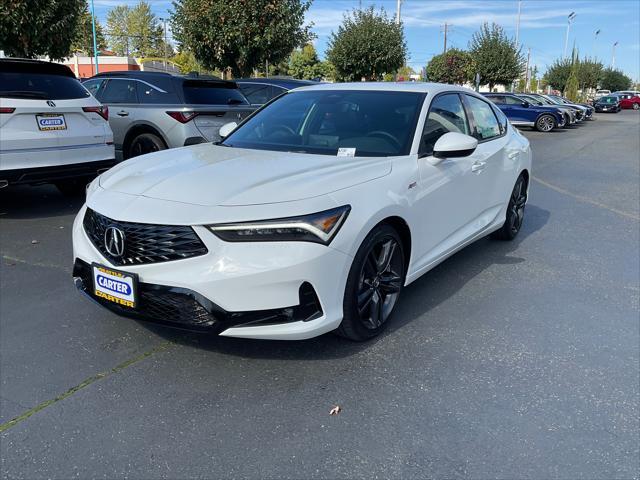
396 0 402 25
515 0 522 47
524 47 531 92
159 18 168 70
90 0 99 74
611 41 618 68
442 23 449 53
593 29 601 59
563 11 576 58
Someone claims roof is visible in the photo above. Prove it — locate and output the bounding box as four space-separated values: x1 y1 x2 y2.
0 58 75 77
293 82 475 94
89 70 236 87
236 78 320 89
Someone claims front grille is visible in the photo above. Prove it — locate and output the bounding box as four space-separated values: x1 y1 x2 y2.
83 208 208 266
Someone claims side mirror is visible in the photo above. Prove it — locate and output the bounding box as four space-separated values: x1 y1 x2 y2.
430 132 478 164
219 122 238 139
521 101 530 108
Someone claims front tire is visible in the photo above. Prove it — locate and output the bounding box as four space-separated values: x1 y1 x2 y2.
337 224 405 341
633 103 639 110
492 175 527 241
535 114 556 132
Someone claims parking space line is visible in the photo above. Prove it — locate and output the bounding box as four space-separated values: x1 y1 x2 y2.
0 341 174 434
532 176 640 221
2 255 70 272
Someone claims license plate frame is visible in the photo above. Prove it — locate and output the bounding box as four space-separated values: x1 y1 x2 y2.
36 113 67 131
92 263 138 309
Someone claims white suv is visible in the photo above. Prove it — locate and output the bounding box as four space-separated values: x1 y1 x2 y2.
0 59 115 195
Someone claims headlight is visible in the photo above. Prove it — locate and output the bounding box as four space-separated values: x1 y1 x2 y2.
206 205 351 245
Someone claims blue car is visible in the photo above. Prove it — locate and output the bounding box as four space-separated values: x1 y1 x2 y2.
483 93 565 132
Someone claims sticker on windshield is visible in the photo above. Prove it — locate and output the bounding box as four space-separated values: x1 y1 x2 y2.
337 147 356 157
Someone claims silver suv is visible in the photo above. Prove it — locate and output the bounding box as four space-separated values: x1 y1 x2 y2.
83 72 255 160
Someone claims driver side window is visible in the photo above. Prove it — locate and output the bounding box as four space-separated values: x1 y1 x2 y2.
420 93 470 156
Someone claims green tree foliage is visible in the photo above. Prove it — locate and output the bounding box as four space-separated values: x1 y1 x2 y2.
577 57 603 91
565 56 579 101
326 7 407 81
172 0 312 78
543 58 572 94
599 68 632 92
106 1 163 57
289 44 325 80
0 0 84 59
172 50 218 75
469 23 523 90
529 66 539 93
425 48 475 85
71 1 107 54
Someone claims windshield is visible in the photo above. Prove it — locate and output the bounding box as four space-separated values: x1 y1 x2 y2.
222 90 425 157
599 96 618 104
520 95 542 105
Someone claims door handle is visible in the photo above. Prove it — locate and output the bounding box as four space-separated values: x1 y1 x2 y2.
471 161 486 173
117 110 129 117
507 151 519 160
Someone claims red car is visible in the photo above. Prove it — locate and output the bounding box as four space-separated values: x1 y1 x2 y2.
619 95 640 110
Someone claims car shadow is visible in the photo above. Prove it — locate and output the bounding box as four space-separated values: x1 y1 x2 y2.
146 204 551 359
0 185 85 219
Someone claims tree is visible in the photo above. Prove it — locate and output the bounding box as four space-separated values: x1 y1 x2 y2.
565 55 579 101
289 44 325 80
425 48 475 85
578 57 603 92
543 58 572 94
326 7 407 81
106 1 163 57
599 68 632 92
469 22 523 91
71 2 107 54
0 0 84 59
529 66 539 93
172 0 312 78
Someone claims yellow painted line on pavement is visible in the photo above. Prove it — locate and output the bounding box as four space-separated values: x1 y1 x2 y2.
0 341 174 434
532 176 640 221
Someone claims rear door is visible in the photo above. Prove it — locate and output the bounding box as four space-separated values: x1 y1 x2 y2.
97 79 140 151
180 80 255 141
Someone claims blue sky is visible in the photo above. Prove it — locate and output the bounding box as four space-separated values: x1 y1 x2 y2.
92 0 640 81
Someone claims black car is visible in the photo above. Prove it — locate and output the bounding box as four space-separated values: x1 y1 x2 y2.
236 78 320 106
594 95 622 113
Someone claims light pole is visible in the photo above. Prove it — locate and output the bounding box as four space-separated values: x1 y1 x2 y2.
90 0 99 74
515 0 522 47
593 29 601 58
611 41 618 68
396 0 402 25
563 11 576 58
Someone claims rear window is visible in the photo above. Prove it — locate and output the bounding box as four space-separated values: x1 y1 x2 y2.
0 72 90 100
182 80 248 105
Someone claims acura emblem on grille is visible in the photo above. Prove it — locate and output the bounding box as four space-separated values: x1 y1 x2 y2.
104 226 126 257
47 100 56 108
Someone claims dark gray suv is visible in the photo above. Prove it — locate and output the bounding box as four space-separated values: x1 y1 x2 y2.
83 72 255 160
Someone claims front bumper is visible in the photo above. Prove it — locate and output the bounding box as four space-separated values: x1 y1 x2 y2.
72 205 352 339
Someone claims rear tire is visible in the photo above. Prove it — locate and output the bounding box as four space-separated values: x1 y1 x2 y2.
535 114 556 132
633 103 639 110
336 224 405 341
55 178 90 197
491 175 527 241
127 133 166 159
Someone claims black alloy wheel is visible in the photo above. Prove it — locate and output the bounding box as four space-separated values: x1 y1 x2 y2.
492 175 527 241
338 225 405 341
128 133 166 159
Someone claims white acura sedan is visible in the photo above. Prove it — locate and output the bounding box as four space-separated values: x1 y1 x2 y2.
72 83 531 341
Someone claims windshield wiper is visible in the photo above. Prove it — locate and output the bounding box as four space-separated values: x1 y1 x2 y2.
0 90 48 99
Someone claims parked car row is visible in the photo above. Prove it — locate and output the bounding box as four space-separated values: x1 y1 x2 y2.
591 91 640 112
0 58 320 194
483 92 594 132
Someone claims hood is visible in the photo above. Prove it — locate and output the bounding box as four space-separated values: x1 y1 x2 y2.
99 144 392 207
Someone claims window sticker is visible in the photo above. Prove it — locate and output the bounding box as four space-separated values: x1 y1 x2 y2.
337 147 356 157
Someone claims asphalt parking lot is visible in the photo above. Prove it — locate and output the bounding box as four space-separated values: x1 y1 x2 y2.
1 111 638 479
